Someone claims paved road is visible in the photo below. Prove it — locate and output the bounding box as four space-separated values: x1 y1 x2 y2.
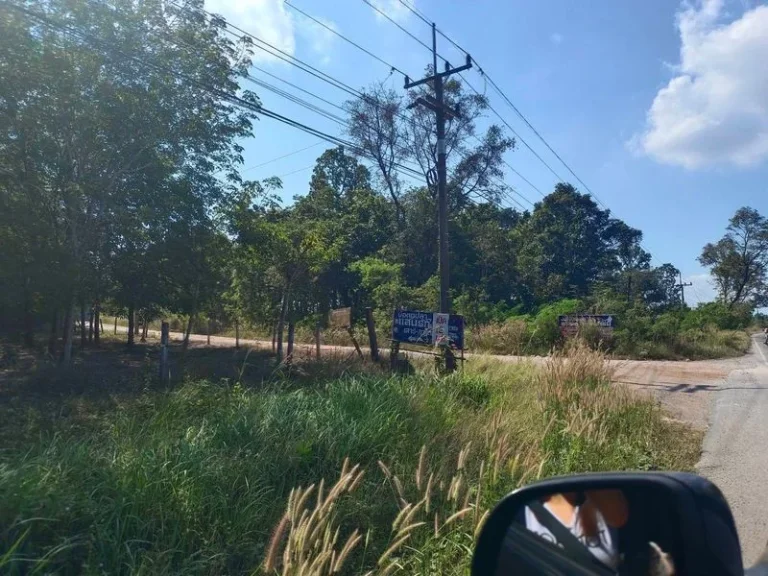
698 335 768 566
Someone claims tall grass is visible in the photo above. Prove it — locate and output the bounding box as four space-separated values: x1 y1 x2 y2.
0 344 700 575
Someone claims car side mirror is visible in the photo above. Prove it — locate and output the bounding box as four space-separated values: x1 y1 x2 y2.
472 472 743 575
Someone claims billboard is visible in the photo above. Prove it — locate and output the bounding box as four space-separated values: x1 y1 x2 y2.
558 314 615 338
391 310 464 350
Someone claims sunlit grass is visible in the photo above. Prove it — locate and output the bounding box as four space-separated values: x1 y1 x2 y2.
0 344 701 574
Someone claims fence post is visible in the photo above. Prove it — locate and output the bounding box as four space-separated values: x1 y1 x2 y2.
207 319 211 346
365 307 379 361
159 321 170 384
315 322 321 359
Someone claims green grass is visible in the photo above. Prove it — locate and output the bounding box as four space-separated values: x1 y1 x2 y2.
615 328 752 360
0 344 701 575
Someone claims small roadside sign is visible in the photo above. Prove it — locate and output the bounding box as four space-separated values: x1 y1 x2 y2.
329 307 352 329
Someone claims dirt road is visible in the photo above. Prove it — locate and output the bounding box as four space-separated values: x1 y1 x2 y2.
118 325 738 429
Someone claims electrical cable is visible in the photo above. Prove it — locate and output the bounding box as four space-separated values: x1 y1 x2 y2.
242 142 324 173
4 0 426 184
283 0 411 79
359 0 434 55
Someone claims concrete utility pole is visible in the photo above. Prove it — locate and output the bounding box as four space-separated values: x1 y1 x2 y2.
405 24 471 372
676 272 693 308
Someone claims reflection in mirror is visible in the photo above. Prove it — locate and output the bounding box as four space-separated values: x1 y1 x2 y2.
496 488 679 575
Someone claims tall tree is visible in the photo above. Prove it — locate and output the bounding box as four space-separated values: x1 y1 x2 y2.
513 184 623 303
699 207 768 308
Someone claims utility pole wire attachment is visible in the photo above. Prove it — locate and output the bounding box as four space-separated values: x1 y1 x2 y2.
404 28 472 372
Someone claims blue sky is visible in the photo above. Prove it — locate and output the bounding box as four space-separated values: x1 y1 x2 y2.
206 0 768 305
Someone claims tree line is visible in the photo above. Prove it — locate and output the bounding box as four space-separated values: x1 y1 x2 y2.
1 0 765 364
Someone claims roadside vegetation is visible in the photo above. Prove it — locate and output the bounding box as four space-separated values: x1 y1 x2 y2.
0 341 700 575
2 1 766 367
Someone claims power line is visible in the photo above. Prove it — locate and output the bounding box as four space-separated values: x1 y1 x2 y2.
175 0 542 207
173 0 366 100
359 0 435 55
250 63 348 114
396 0 431 26
283 0 410 79
475 67 608 208
242 142 324 173
459 73 566 183
395 3 609 207
163 0 434 180
6 1 426 186
245 75 347 126
276 164 315 179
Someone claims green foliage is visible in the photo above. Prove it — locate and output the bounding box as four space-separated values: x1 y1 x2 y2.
681 302 753 331
0 352 699 574
699 207 768 308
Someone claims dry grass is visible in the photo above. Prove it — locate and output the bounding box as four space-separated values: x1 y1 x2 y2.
0 341 701 575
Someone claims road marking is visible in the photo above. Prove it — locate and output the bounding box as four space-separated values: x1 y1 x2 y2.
755 337 768 365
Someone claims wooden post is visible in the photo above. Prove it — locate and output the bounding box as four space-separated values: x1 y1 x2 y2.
235 318 240 349
159 321 170 384
315 322 321 359
390 340 400 371
88 308 94 343
207 319 211 346
286 322 295 364
365 307 379 361
114 315 118 335
347 327 364 359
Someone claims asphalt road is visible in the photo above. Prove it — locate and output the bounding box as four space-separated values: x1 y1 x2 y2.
698 335 768 566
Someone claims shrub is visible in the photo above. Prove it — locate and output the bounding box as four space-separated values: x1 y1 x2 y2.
467 318 530 355
529 299 583 351
681 302 753 331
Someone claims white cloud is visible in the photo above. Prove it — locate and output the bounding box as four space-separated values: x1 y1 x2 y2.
205 0 337 65
206 0 295 63
634 0 768 169
550 33 564 45
298 16 337 65
685 273 718 305
368 0 414 23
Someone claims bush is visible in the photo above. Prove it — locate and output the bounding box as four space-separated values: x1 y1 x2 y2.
681 302 753 331
467 318 530 355
528 299 583 351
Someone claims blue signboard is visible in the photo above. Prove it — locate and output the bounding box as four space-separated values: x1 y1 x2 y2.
392 310 465 350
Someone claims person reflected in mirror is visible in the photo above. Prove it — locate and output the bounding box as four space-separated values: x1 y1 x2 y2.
523 490 629 570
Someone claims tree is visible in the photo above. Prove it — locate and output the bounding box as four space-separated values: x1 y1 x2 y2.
344 77 514 221
0 0 257 360
699 207 768 308
513 184 623 303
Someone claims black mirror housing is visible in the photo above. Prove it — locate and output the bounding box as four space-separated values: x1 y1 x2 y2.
473 472 742 576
